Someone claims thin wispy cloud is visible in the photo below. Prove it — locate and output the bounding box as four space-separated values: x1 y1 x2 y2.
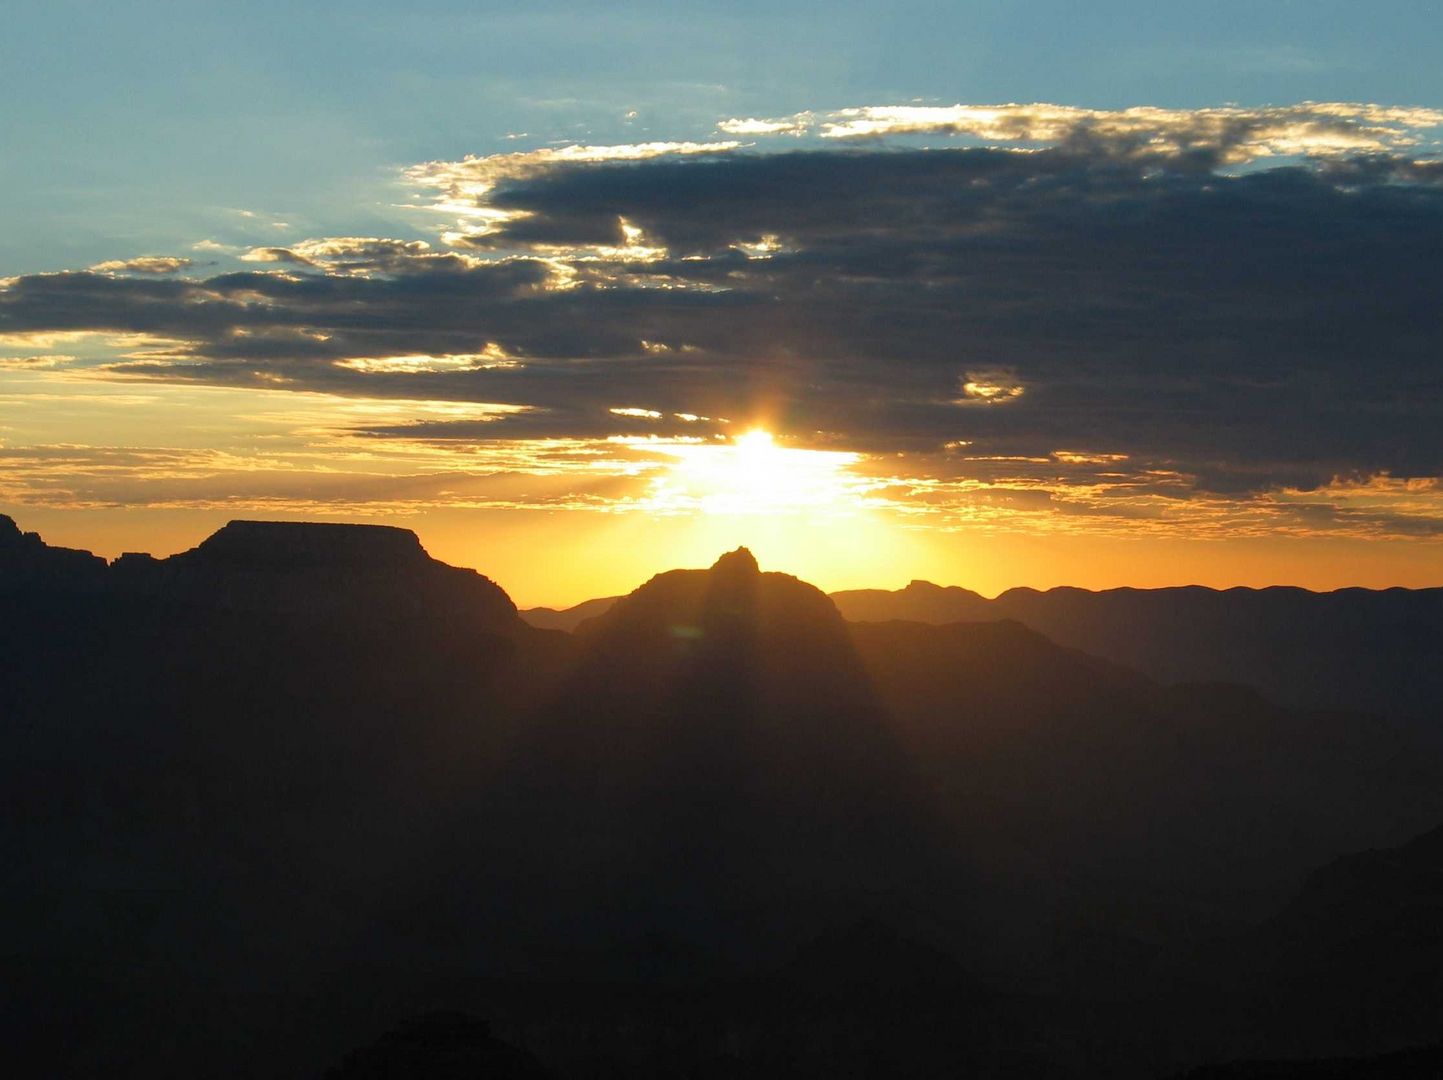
89 256 193 275
719 101 1443 161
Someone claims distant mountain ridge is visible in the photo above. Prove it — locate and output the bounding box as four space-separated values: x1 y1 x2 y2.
521 595 622 631
832 579 1443 720
524 577 1443 720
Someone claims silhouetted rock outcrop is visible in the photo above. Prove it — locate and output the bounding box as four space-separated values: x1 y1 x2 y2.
0 513 107 589
111 519 523 631
324 1012 551 1079
190 519 429 569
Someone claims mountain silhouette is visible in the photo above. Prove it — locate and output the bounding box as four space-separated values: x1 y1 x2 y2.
113 518 524 629
519 594 621 631
831 580 1443 722
0 513 107 588
463 547 950 980
527 577 1443 721
4 516 1443 1077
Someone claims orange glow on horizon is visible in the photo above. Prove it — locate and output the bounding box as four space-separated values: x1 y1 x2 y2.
4 362 1442 609
10 500 1443 612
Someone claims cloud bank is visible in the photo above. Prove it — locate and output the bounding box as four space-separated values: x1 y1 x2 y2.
3 102 1442 536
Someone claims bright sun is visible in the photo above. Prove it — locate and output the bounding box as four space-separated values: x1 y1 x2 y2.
635 429 868 516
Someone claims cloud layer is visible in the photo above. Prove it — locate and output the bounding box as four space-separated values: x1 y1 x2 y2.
3 102 1442 537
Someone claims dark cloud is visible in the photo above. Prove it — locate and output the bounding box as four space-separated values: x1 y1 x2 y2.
4 134 1443 499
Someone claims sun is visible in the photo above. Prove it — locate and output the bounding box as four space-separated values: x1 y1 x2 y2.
634 429 869 516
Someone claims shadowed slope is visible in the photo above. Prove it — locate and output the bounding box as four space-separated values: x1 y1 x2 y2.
833 581 1443 721
473 548 949 978
1222 823 1443 1055
849 618 1443 985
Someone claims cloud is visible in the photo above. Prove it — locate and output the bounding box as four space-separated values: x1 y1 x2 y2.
289 237 432 259
0 353 76 368
239 236 468 275
718 114 812 136
957 370 1025 405
718 101 1443 164
239 246 316 266
3 103 1443 537
335 344 518 374
405 140 742 244
88 256 193 274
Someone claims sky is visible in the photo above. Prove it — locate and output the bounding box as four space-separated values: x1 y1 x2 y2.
3 1 1443 605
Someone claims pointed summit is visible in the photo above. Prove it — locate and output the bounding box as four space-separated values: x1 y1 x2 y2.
581 546 840 647
710 546 759 576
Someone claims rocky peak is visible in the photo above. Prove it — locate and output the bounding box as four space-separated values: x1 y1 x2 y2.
579 548 846 655
0 514 108 587
711 546 760 577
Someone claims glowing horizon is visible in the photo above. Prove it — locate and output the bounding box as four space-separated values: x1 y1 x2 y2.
4 87 1442 602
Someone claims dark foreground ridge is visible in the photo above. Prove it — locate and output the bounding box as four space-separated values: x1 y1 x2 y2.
3 515 1442 1078
323 1012 551 1079
1176 1042 1443 1079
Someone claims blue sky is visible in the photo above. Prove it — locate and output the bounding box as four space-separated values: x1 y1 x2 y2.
5 0 1442 273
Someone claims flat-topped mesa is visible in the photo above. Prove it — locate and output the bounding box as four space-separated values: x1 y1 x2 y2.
137 519 522 630
177 519 429 571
